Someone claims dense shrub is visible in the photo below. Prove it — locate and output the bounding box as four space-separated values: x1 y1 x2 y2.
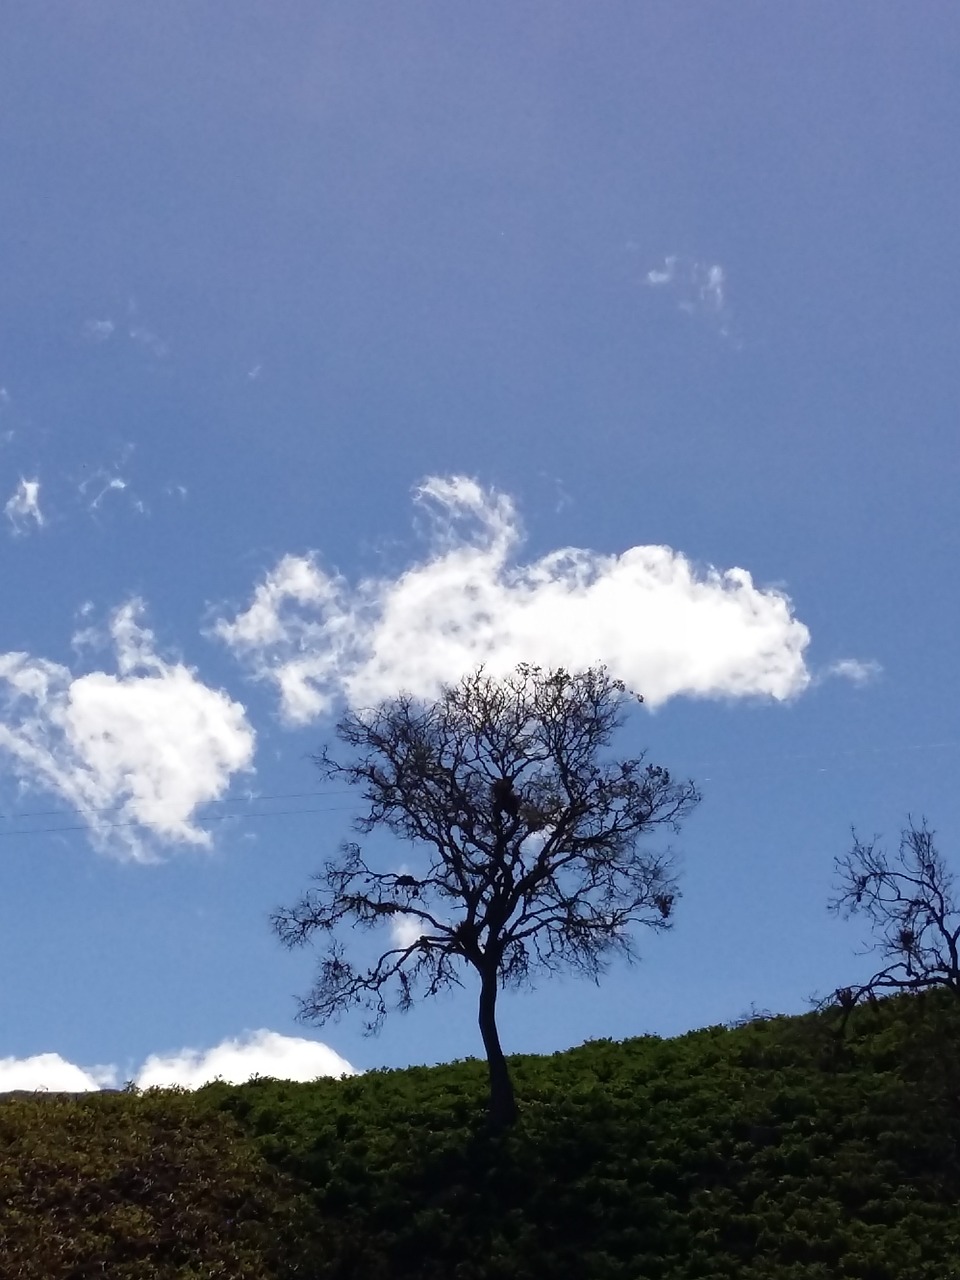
0 1086 316 1278
5 992 960 1277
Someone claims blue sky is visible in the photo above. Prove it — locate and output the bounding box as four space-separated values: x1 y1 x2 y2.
1 3 958 1090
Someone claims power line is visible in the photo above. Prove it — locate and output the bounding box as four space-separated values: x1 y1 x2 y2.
0 789 355 825
0 804 357 839
0 736 957 842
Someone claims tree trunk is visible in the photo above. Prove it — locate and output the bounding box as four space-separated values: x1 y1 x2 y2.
478 967 518 1131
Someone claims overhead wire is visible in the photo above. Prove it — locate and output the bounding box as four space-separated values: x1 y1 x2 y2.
0 778 358 819
0 803 357 839
0 737 956 842
0 788 356 823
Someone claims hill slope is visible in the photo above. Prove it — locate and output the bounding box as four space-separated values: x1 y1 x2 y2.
4 993 960 1278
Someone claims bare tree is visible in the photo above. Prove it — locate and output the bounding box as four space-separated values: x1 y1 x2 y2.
273 663 699 1130
829 817 960 1013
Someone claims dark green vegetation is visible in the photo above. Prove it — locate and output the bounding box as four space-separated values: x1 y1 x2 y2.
0 1086 316 1277
5 992 960 1278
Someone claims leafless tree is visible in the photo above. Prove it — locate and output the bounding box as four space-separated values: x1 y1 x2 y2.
272 663 699 1130
829 817 960 1016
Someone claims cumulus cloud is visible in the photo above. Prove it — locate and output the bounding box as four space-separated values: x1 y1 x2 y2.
4 477 44 534
215 476 817 723
0 601 255 859
0 1052 116 1092
134 1030 356 1087
0 1031 356 1093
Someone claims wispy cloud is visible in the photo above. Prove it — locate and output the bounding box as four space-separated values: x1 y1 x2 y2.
128 325 169 359
216 476 818 724
0 601 255 860
0 388 13 449
0 1030 356 1092
4 477 44 534
391 914 427 949
77 444 143 517
646 257 677 286
825 658 882 686
645 254 736 340
86 474 127 511
81 305 168 358
81 318 116 343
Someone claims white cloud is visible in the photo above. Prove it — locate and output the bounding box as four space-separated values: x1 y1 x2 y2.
0 1031 356 1093
135 1030 356 1087
646 255 677 286
0 601 255 859
826 658 882 686
697 263 726 314
81 318 115 343
646 255 735 339
391 914 426 949
0 1052 116 1092
78 447 136 514
88 476 127 510
215 476 817 723
5 477 44 534
129 325 168 359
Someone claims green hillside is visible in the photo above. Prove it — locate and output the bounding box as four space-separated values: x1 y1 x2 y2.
4 992 960 1279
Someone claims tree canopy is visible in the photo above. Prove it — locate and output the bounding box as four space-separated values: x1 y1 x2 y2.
274 663 699 1128
831 817 960 1014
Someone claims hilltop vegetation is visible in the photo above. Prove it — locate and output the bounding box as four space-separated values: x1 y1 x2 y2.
0 1085 316 1277
4 992 960 1278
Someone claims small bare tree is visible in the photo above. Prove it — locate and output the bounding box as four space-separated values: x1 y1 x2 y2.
830 817 960 1012
273 663 699 1130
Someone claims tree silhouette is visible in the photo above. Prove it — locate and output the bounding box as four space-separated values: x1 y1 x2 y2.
273 663 699 1130
830 817 960 1012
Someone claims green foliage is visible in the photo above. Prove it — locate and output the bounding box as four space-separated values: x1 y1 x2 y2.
0 1086 317 1278
5 993 960 1277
